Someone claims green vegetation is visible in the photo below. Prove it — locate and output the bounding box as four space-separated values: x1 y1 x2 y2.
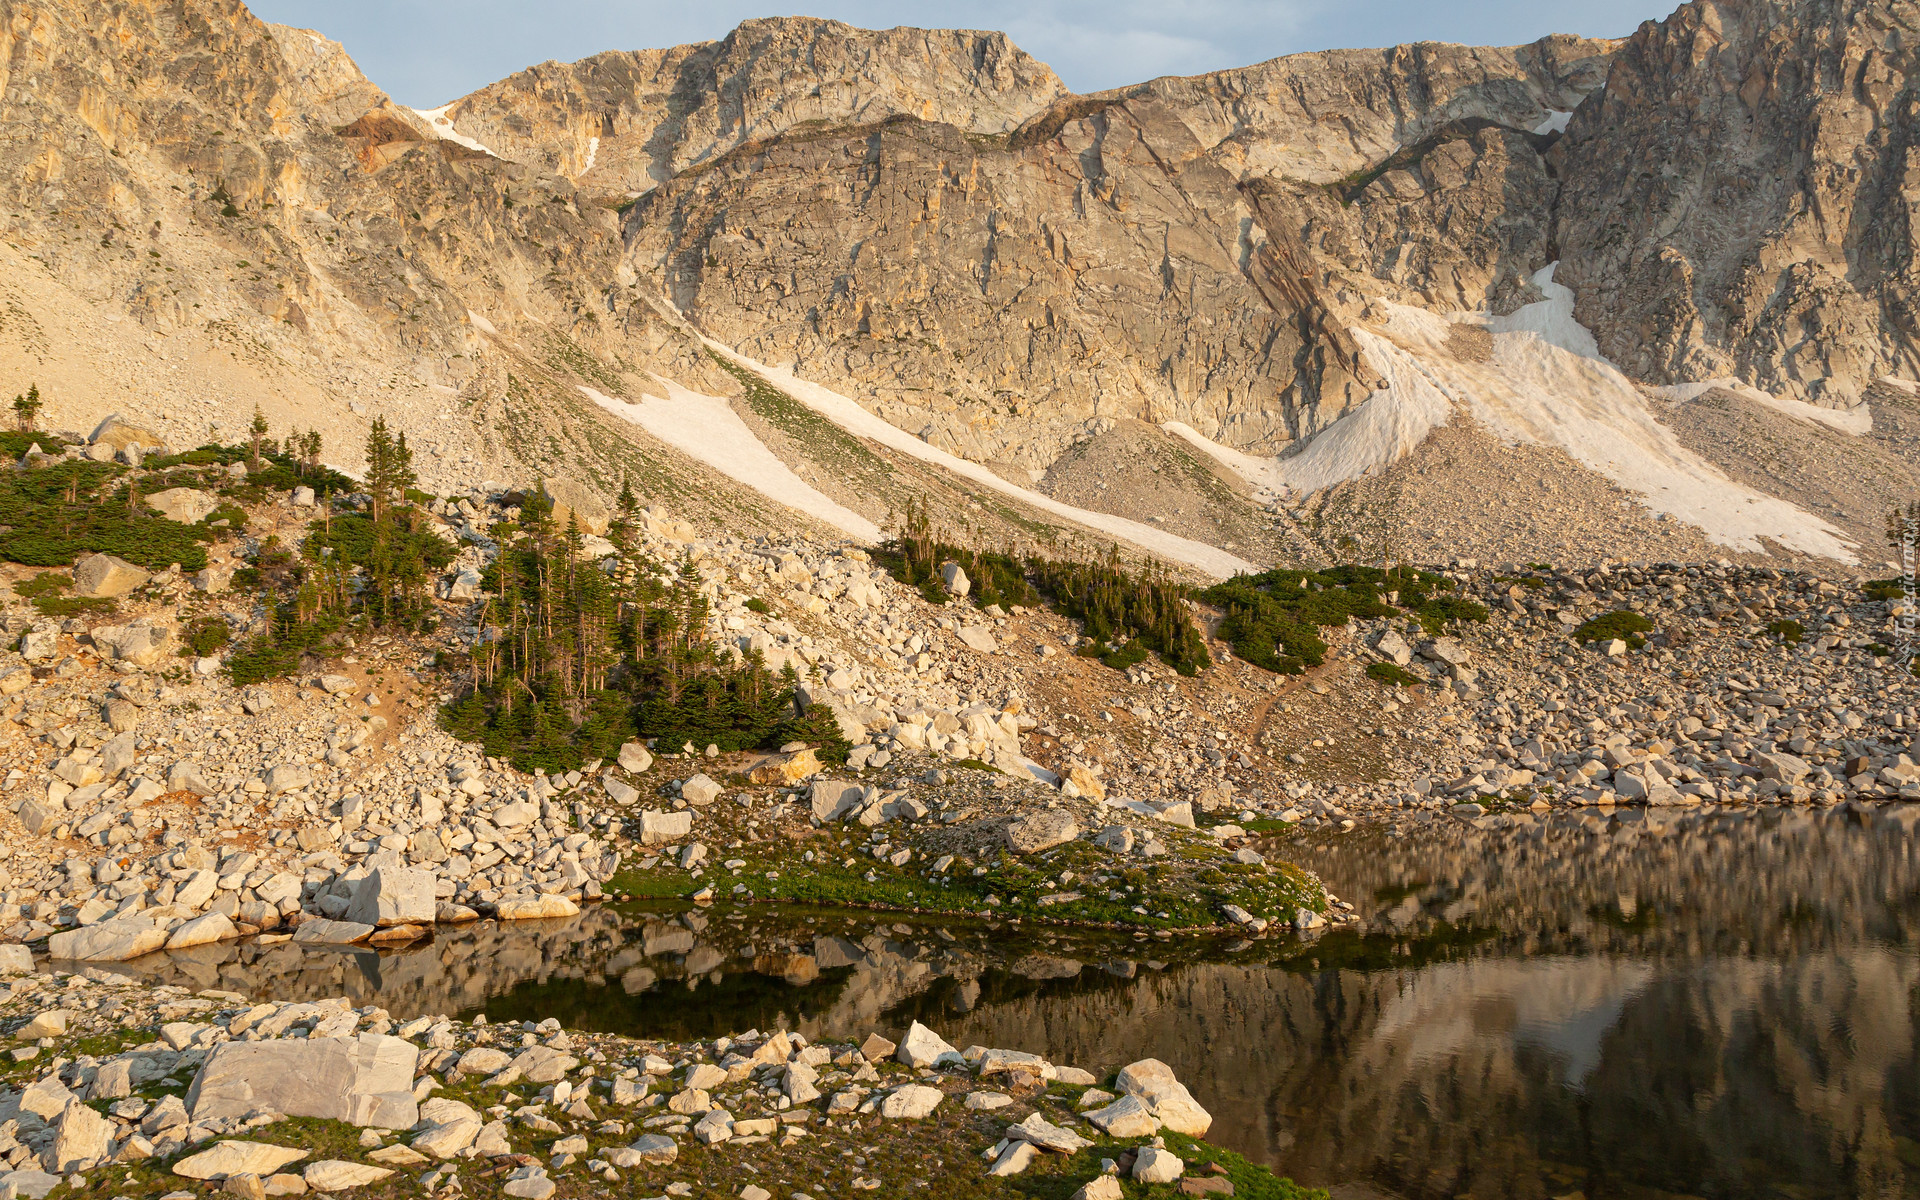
183 617 231 656
1864 578 1907 602
10 383 41 433
611 819 1323 933
1365 661 1421 687
14 571 113 618
440 489 846 774
227 419 451 686
0 456 218 573
1766 618 1805 644
744 597 771 614
1201 565 1482 676
1572 609 1654 650
878 509 1209 675
879 504 1039 610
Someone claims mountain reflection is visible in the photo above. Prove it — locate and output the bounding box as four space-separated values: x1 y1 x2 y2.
118 803 1920 1199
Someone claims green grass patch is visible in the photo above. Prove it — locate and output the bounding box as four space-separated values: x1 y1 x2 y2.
1864 578 1907 602
13 570 116 618
1203 564 1480 676
1766 618 1805 644
1572 609 1654 650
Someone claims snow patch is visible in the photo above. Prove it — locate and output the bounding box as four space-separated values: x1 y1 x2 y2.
465 310 497 337
1653 378 1872 435
582 135 600 174
698 342 1256 578
578 383 881 543
413 105 496 158
1176 264 1855 562
1532 110 1573 135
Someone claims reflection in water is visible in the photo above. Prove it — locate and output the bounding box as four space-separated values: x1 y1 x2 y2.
121 804 1920 1199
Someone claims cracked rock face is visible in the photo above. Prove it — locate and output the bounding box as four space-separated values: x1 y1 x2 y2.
442 16 1067 193
1552 0 1920 408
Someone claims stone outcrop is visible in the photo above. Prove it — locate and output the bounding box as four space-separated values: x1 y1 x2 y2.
1553 0 1920 407
441 17 1067 191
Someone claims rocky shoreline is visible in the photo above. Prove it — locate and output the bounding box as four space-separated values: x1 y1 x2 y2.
0 967 1296 1200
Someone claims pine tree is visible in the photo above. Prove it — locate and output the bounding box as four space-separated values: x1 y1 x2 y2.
364 417 415 525
12 384 41 433
248 406 268 470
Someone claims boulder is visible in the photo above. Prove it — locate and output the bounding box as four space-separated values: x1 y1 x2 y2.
1115 1058 1212 1136
89 415 166 454
809 780 866 822
46 1101 112 1173
956 625 998 653
168 760 217 797
18 627 57 660
47 915 167 962
445 569 484 601
1755 751 1812 785
410 1117 480 1160
895 1021 961 1068
303 1162 392 1192
879 1084 944 1119
617 741 653 773
622 1134 677 1165
492 800 538 827
174 1142 311 1181
290 919 375 944
166 912 239 950
1084 1094 1158 1137
1073 1178 1125 1200
988 1142 1037 1176
72 553 150 598
19 1010 67 1039
939 561 971 598
603 777 639 806
1007 810 1079 854
494 894 578 921
318 675 357 695
679 774 722 806
638 810 693 846
265 764 313 794
0 944 33 975
343 868 437 928
540 477 609 535
1372 629 1413 666
747 748 821 786
187 1033 419 1129
146 488 219 524
1060 764 1106 803
1005 1112 1092 1153
1132 1147 1184 1183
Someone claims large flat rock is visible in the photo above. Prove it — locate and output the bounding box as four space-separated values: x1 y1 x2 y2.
187 1033 419 1130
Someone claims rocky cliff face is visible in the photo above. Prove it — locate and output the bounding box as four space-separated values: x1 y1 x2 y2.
588 34 1621 466
1553 0 1920 408
0 0 1912 568
438 17 1068 195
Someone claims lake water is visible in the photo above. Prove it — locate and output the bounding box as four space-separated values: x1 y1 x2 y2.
119 803 1920 1200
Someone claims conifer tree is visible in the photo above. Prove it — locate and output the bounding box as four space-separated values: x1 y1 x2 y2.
249 405 269 470
12 384 41 433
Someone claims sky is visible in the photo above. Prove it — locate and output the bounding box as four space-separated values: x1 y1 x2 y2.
246 0 1675 109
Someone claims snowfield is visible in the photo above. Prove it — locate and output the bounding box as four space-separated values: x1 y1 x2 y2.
413 105 497 158
1169 266 1856 563
698 344 1257 579
579 382 882 543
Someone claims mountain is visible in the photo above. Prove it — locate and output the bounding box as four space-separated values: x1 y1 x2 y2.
0 0 1913 572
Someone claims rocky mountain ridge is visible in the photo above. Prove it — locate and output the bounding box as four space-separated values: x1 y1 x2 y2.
0 0 1913 574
